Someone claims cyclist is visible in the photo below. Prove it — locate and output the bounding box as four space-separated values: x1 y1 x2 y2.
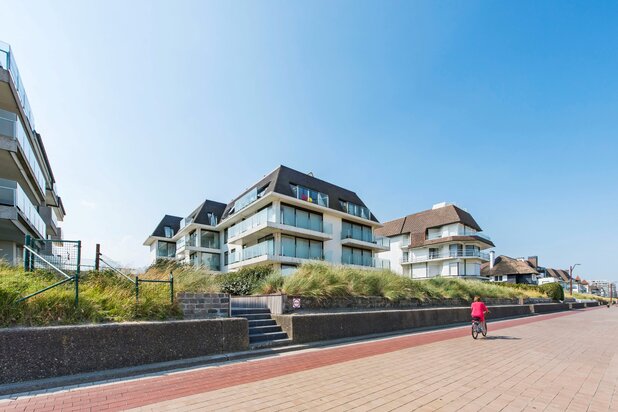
471 296 490 334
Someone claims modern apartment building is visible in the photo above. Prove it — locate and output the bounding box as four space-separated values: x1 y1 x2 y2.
144 166 390 273
376 203 494 279
0 42 65 264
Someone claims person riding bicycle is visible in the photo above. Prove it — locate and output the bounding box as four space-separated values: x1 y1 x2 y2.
471 296 490 333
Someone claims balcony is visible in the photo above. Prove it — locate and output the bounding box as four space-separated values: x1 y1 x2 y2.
341 255 391 270
426 230 492 242
227 207 333 242
0 178 46 238
340 231 390 251
229 241 275 264
228 241 332 266
0 41 36 132
291 184 329 208
401 250 490 264
0 108 46 194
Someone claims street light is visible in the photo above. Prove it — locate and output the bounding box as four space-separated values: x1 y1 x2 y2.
569 264 581 296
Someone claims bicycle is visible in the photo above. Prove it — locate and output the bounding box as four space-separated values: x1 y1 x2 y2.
471 317 488 339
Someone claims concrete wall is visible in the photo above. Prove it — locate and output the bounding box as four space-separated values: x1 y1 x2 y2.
0 318 248 384
273 303 588 344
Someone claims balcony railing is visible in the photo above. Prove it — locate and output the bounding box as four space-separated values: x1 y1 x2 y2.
341 231 390 247
402 250 490 263
291 185 329 207
0 41 36 132
229 241 275 264
341 255 391 269
228 208 276 239
0 108 46 193
426 230 492 241
0 178 46 238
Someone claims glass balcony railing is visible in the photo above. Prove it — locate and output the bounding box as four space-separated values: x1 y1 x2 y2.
0 108 46 193
402 250 490 263
426 230 492 241
229 241 275 264
341 231 390 247
341 255 390 269
0 178 46 238
0 41 36 133
228 208 276 239
291 184 329 207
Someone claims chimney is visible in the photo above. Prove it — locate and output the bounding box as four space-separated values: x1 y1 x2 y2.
489 251 495 269
527 256 538 268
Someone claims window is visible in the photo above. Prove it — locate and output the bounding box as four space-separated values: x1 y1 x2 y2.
157 241 176 258
206 212 218 226
280 204 324 232
163 226 174 238
201 252 221 271
342 246 372 266
403 251 409 263
281 235 323 260
449 244 463 257
339 200 371 220
465 245 479 257
224 251 229 266
341 220 373 242
429 248 440 259
449 262 459 275
188 230 197 247
200 230 220 249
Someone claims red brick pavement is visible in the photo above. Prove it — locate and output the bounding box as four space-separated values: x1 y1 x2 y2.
0 307 602 412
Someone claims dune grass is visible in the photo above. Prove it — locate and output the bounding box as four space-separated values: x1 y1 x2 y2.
254 262 545 301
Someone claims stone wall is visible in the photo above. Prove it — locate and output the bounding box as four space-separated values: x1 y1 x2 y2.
284 296 553 313
273 303 587 344
177 292 230 319
0 318 248 384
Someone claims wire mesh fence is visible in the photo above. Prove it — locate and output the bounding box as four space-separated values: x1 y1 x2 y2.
25 237 81 277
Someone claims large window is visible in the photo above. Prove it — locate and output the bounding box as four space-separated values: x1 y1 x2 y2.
342 246 373 267
341 220 373 242
157 241 176 258
280 204 323 232
163 226 174 238
339 200 371 220
281 235 323 260
201 252 221 271
200 230 220 249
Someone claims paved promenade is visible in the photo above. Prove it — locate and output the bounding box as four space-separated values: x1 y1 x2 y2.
1 307 616 411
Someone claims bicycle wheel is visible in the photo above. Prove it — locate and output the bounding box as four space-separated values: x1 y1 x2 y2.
481 322 487 337
471 325 478 339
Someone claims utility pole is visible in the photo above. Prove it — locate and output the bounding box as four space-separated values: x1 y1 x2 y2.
569 264 581 296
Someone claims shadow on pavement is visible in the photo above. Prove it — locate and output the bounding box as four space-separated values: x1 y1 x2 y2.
483 335 521 340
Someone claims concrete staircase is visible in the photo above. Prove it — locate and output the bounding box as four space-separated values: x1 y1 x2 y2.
231 307 291 349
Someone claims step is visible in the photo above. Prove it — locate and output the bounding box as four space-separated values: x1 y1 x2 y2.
248 319 277 327
231 308 271 316
234 313 272 321
249 331 289 343
249 338 293 350
248 325 282 334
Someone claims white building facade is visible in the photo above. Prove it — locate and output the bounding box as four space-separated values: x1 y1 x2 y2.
144 166 390 274
376 203 494 280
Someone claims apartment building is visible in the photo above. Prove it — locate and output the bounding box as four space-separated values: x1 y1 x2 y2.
376 203 494 279
143 166 390 273
0 42 65 264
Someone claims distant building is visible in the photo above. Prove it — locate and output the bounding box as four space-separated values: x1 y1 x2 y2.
375 203 494 279
482 255 538 284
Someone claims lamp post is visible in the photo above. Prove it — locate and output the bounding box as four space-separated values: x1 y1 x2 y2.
569 264 581 296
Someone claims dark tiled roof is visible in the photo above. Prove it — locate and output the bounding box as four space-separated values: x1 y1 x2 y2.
221 165 379 222
376 205 483 238
545 268 570 281
188 199 227 225
480 255 538 276
151 215 182 238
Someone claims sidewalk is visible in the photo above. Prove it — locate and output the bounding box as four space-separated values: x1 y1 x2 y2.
1 307 612 411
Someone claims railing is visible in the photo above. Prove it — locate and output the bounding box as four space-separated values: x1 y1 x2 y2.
0 41 36 132
341 232 390 247
0 108 46 193
282 215 333 234
341 201 371 220
402 250 490 263
228 207 276 239
0 178 46 238
291 185 329 208
426 230 492 241
229 241 275 264
342 255 391 269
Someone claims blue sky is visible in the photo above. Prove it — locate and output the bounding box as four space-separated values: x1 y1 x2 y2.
2 1 617 281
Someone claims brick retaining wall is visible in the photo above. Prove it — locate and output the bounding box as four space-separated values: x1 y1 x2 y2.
177 292 230 319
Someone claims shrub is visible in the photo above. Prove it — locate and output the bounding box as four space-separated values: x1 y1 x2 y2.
539 282 564 301
219 265 274 296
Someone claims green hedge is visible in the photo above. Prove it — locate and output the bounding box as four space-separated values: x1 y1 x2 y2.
219 265 274 296
538 282 564 301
